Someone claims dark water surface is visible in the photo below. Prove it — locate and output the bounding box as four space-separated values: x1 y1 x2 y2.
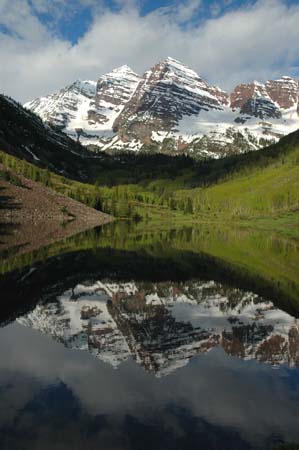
0 222 299 450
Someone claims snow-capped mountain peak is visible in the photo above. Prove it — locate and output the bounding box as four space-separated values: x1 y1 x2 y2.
112 57 230 147
109 64 136 73
24 79 97 129
24 58 299 158
164 55 183 63
159 56 201 77
101 65 139 82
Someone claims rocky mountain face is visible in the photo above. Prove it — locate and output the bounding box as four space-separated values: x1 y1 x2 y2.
26 80 97 129
230 81 269 109
231 77 298 121
266 76 299 109
25 66 141 149
18 278 299 377
238 97 282 121
88 65 140 127
25 58 299 159
114 57 229 146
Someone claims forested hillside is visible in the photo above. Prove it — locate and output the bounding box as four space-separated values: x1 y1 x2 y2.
1 123 299 227
0 95 92 179
173 129 299 219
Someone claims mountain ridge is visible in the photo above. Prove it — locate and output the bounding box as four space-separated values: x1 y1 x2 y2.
24 57 299 159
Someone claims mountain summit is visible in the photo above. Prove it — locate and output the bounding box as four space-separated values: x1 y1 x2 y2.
25 58 299 158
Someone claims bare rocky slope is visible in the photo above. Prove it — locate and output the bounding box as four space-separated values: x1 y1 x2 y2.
25 57 299 159
0 168 112 255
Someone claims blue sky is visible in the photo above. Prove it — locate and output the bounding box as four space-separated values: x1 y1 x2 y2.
34 0 249 44
31 0 299 44
0 0 299 102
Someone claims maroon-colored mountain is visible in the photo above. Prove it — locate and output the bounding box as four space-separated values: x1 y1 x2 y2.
25 58 299 159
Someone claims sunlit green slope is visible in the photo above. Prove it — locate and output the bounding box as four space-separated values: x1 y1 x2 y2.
173 130 299 220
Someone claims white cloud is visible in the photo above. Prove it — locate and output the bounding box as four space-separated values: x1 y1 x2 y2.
1 322 299 447
176 0 203 23
0 0 49 41
0 0 298 102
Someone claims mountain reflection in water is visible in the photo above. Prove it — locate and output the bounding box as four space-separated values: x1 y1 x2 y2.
18 278 299 377
1 222 299 450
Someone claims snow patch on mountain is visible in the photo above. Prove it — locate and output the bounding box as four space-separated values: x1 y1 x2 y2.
176 104 299 147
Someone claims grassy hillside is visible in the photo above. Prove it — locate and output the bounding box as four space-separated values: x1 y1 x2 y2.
175 148 299 217
170 130 299 221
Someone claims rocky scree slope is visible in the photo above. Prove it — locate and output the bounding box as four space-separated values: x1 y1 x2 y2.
0 166 112 254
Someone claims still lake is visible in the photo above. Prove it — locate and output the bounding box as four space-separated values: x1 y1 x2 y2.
0 222 299 450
